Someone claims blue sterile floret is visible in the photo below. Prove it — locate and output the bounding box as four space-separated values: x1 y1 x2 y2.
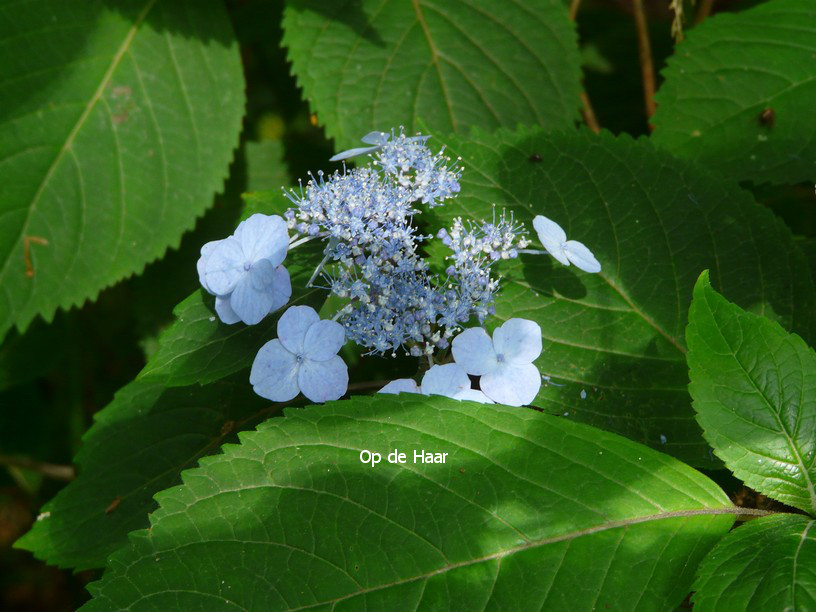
451 318 543 406
378 363 493 404
533 214 601 273
250 305 348 403
197 214 292 325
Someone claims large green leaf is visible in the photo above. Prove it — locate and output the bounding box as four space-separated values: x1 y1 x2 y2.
0 0 245 338
651 0 816 185
692 514 816 610
85 395 734 610
281 0 581 148
687 272 816 515
431 126 815 466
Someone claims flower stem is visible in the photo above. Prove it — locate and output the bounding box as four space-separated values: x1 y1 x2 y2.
694 0 715 24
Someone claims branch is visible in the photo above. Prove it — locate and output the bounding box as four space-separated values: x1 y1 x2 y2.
695 0 716 25
580 92 601 134
0 454 75 481
568 0 581 21
632 0 657 124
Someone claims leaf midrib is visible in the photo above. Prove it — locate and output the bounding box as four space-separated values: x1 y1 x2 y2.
281 507 738 611
708 292 816 513
0 0 158 288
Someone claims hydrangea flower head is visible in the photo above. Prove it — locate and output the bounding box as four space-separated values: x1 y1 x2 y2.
250 305 348 403
452 319 542 406
198 214 292 325
533 215 601 273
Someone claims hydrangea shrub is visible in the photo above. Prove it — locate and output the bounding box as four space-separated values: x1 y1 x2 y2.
3 0 815 608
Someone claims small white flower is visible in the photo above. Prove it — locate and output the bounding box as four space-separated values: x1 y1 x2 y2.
532 215 601 273
250 306 348 402
420 363 493 403
452 319 542 406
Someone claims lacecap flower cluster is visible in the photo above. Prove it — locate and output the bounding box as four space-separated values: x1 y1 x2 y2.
197 129 601 407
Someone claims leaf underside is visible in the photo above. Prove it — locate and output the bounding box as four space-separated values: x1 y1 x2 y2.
433 126 815 466
84 396 733 610
0 0 245 339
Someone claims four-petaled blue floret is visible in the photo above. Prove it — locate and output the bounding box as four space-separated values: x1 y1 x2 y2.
250 305 348 403
198 214 292 325
452 318 543 406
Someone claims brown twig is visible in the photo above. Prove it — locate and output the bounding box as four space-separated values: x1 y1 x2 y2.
568 0 601 133
0 454 75 481
568 0 581 21
632 0 657 125
580 92 601 134
695 0 716 25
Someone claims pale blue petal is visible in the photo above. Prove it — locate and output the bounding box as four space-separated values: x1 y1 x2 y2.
452 388 494 404
197 240 220 294
532 215 570 265
267 265 292 312
249 258 276 290
421 363 471 398
204 237 245 295
298 356 348 402
250 339 300 402
214 295 241 325
277 305 320 354
492 319 542 365
230 275 274 325
451 327 497 375
237 214 288 267
480 363 541 406
302 319 345 362
564 240 602 273
379 379 421 395
329 145 380 162
361 131 389 145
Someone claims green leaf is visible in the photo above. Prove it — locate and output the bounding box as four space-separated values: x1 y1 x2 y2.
281 0 581 148
652 0 816 185
431 126 815 466
85 396 734 609
692 514 816 610
14 376 278 570
687 271 816 515
0 0 245 339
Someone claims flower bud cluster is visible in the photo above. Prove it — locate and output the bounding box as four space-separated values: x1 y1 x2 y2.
284 130 525 356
